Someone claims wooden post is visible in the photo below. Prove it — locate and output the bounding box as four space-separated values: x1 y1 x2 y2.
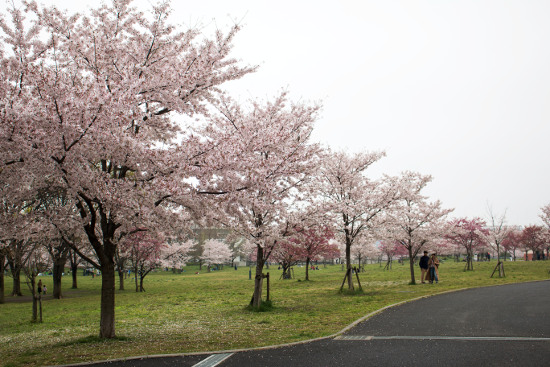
354 267 363 291
39 294 43 323
265 272 270 301
340 268 351 291
490 261 505 278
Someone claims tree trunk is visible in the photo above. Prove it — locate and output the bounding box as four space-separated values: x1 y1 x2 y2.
10 266 23 296
118 269 125 291
30 275 41 323
345 238 353 290
466 251 474 270
305 257 310 281
32 294 38 322
496 245 503 277
52 256 67 299
281 262 291 279
99 261 116 338
139 275 145 292
71 263 78 289
69 250 79 289
408 247 416 284
0 253 5 304
251 246 265 309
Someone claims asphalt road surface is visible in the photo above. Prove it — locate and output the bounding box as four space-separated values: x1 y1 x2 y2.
80 280 550 367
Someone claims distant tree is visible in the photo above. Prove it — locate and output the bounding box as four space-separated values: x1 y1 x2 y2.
380 241 407 270
5 239 31 296
351 239 378 271
486 207 509 277
161 240 195 272
22 245 49 323
386 172 452 284
502 229 522 261
315 150 400 290
446 218 489 270
201 239 232 270
296 225 335 280
271 240 303 280
121 231 165 292
520 225 545 260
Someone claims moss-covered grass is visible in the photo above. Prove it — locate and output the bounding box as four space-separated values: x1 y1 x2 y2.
0 260 548 366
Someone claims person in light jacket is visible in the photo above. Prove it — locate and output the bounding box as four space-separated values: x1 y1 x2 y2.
428 253 440 284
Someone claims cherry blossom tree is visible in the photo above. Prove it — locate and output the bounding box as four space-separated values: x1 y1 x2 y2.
314 150 400 290
5 238 35 296
22 244 49 323
446 218 489 270
198 92 321 309
0 0 253 338
161 240 194 272
385 172 452 284
121 230 165 292
351 238 378 271
286 215 336 280
379 241 407 270
520 225 545 260
200 239 232 270
502 228 522 261
486 207 509 277
271 239 303 280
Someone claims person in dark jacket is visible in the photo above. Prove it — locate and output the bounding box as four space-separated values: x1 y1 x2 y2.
419 251 430 284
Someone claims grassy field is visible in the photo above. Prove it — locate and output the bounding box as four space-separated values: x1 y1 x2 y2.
0 259 548 367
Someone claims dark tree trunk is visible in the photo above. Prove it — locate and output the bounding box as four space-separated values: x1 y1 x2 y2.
118 269 125 291
71 263 78 289
52 256 68 299
30 276 40 323
305 257 310 281
465 251 474 270
69 250 79 289
99 261 116 338
0 253 5 304
10 265 23 296
134 268 139 292
251 246 265 309
281 262 291 279
139 274 145 292
408 246 416 284
345 236 353 290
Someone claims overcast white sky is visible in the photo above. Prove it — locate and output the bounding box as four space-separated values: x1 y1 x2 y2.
3 0 550 226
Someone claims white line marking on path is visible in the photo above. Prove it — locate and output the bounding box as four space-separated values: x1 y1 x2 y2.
192 353 234 367
335 335 550 341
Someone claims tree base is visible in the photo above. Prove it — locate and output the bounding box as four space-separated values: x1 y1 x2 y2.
246 299 273 312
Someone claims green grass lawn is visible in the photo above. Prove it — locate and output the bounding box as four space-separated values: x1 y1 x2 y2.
1 260 548 366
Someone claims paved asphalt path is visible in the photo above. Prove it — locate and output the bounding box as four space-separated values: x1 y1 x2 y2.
81 280 550 367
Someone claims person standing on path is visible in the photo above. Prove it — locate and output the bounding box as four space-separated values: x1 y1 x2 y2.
37 279 43 295
428 253 439 284
419 251 430 283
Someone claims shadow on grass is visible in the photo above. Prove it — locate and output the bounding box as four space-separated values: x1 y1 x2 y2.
338 288 365 296
245 300 274 312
